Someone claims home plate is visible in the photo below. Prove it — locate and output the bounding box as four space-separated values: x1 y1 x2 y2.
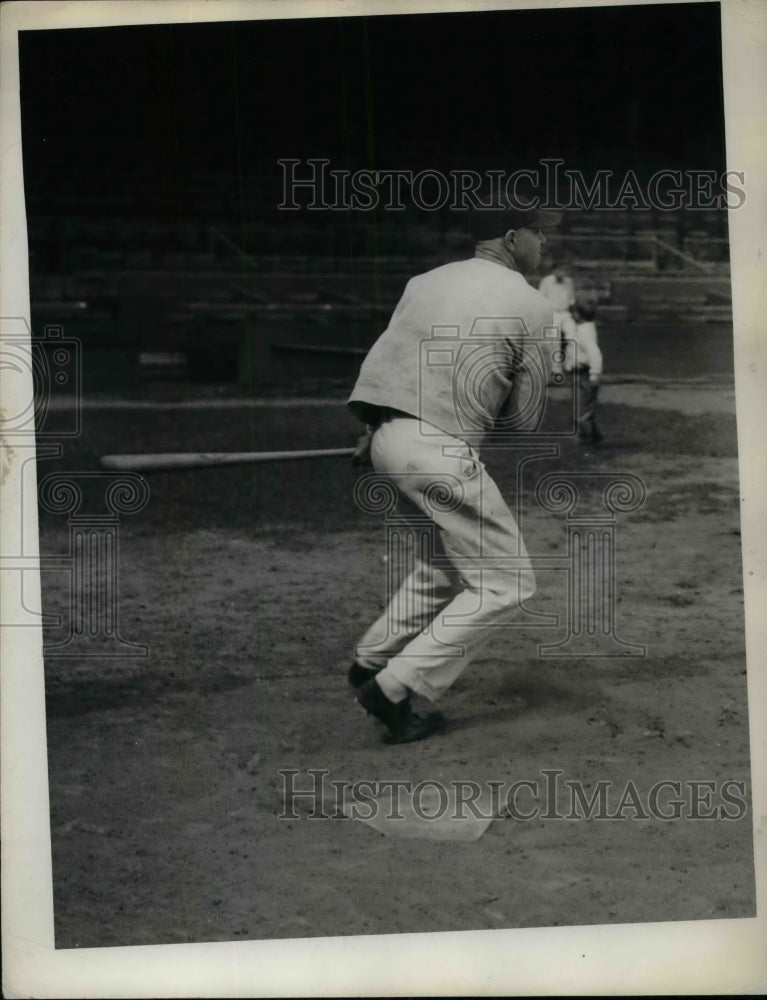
341 783 501 842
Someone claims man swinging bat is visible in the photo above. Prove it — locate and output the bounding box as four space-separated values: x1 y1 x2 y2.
347 206 561 745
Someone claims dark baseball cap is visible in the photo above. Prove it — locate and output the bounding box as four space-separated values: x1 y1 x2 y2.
469 205 562 240
505 207 562 230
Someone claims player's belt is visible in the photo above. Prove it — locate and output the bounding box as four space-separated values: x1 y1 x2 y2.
377 407 418 424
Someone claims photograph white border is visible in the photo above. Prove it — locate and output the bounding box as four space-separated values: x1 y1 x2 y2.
1 1 764 996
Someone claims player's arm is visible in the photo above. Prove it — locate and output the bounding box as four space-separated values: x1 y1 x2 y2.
497 319 554 431
499 367 538 431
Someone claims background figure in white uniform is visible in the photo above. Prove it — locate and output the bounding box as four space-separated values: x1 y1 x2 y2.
566 297 604 444
538 262 577 378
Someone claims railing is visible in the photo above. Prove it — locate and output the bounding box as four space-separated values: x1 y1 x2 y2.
545 233 728 273
26 215 731 277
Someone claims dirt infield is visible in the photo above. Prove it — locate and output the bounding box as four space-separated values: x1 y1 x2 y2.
39 384 754 948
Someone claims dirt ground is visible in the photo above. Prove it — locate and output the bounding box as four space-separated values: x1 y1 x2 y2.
38 382 755 948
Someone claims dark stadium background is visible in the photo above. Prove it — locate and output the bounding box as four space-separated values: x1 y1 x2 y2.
20 5 726 181
17 2 732 397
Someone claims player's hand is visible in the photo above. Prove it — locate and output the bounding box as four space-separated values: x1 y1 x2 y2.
589 374 601 387
352 431 374 468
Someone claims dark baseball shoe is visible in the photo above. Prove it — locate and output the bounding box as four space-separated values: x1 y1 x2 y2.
348 661 384 689
356 677 444 744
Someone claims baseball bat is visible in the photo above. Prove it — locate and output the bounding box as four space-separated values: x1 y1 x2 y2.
100 448 356 472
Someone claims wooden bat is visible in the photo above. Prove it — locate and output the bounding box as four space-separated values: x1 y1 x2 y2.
100 448 356 472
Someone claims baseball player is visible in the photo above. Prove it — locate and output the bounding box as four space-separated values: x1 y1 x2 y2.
347 207 560 744
538 261 577 378
566 297 604 444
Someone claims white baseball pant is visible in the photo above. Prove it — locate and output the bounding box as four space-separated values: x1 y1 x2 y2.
355 415 536 701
